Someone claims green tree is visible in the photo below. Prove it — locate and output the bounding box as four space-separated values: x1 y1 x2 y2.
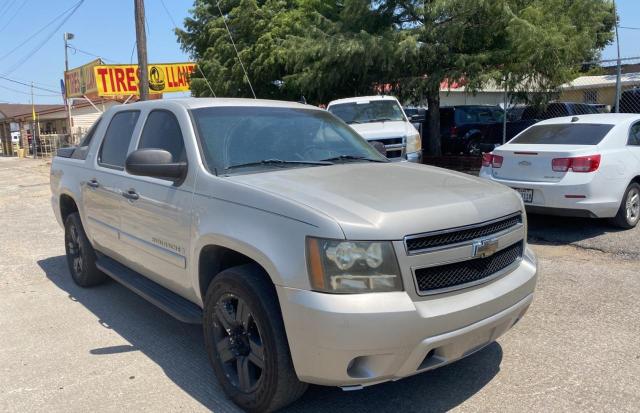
179 0 614 155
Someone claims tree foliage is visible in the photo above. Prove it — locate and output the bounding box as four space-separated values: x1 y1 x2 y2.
178 0 615 154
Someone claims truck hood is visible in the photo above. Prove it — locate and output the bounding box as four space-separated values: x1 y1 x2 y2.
229 163 522 240
349 121 415 140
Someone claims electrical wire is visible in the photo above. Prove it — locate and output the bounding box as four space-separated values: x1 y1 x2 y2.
620 26 640 31
0 74 61 94
5 0 85 75
0 83 60 97
158 0 216 97
0 0 83 62
67 45 115 63
0 0 26 34
0 0 17 17
215 1 256 99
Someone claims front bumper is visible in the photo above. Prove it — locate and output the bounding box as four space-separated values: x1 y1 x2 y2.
277 248 537 386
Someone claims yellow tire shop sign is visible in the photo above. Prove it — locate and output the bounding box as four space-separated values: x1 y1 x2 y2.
94 63 196 96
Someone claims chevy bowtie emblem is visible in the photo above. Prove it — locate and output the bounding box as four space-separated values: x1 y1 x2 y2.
472 239 499 258
518 160 532 166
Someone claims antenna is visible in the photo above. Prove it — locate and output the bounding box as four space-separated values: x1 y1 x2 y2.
215 1 257 99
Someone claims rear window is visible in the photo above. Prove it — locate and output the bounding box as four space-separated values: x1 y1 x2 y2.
454 107 503 124
511 123 613 145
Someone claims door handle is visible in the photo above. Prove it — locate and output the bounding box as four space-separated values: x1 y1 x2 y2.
87 179 99 188
122 189 139 201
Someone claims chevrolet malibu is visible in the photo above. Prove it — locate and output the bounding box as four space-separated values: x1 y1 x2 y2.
480 113 640 228
51 98 537 412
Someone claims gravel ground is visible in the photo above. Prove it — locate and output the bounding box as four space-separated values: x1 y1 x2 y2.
0 157 638 412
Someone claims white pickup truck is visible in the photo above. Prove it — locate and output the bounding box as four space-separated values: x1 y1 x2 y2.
327 95 422 162
51 98 537 412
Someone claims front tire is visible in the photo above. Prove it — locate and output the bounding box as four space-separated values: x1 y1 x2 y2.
203 264 307 412
64 212 108 287
611 183 640 229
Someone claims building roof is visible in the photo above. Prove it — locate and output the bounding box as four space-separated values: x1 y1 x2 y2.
0 103 64 119
561 72 640 90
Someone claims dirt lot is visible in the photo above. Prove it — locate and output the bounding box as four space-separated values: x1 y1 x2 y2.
1 157 638 412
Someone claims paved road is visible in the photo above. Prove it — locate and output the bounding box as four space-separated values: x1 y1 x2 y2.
1 157 638 412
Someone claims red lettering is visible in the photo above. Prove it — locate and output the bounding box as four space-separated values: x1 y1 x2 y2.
108 68 115 93
96 68 109 93
164 67 173 88
114 68 127 92
125 67 137 92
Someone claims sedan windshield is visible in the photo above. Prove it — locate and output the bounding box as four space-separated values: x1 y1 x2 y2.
328 100 406 124
191 106 387 175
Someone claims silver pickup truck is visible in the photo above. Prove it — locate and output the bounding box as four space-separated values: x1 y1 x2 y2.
50 98 538 412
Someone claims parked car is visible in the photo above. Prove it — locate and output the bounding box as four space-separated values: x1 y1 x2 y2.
327 95 422 162
520 102 599 121
620 88 640 113
403 106 427 138
51 98 537 412
480 113 640 228
437 105 535 155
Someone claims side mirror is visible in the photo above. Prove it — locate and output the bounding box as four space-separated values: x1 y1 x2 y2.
125 149 187 181
370 141 387 156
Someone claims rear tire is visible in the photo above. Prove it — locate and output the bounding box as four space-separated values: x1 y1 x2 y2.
64 212 108 287
611 183 640 229
203 264 307 412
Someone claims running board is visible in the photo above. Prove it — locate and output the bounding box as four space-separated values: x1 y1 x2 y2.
96 255 203 324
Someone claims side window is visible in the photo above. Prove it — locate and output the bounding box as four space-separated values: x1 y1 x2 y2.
98 111 140 169
628 123 640 146
138 110 186 162
71 117 101 160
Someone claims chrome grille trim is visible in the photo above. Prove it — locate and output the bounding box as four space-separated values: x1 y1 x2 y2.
412 241 524 296
404 212 523 255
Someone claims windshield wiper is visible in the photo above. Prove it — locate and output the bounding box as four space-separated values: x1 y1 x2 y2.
346 120 362 124
225 159 332 171
320 155 388 163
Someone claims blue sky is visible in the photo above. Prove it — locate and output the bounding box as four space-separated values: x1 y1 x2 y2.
0 0 638 105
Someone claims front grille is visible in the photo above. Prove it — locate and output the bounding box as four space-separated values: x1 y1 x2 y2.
414 242 523 294
372 137 403 146
406 214 522 253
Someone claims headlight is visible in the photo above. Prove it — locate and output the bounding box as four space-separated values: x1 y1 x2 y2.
306 237 403 293
406 132 422 153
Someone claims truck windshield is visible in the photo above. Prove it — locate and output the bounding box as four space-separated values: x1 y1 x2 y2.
510 123 613 145
191 106 387 174
328 100 406 124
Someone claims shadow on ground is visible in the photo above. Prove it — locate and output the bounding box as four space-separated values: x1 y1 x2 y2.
527 213 624 244
39 255 503 413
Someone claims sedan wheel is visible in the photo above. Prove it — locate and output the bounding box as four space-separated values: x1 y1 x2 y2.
625 187 640 225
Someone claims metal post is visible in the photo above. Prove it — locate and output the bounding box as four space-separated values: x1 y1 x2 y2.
31 82 36 159
63 32 74 143
613 0 622 113
502 77 508 145
134 0 149 100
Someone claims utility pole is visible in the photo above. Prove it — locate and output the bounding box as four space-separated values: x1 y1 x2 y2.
134 0 149 100
63 32 74 142
613 0 622 113
31 82 36 159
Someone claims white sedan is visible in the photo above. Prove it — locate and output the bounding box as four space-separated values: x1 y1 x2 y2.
479 113 640 228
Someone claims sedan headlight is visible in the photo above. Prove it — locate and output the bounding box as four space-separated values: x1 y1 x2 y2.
306 237 403 293
406 132 422 153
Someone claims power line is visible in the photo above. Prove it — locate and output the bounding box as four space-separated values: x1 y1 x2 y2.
0 0 26 34
620 26 640 31
158 0 217 98
0 0 18 16
5 0 85 75
0 74 60 94
0 0 83 62
0 83 60 97
67 45 115 63
215 1 256 98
